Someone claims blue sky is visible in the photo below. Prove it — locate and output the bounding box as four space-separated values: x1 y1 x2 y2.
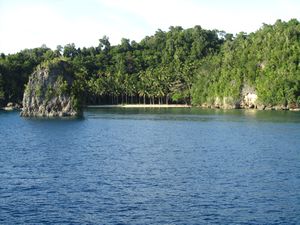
0 0 299 54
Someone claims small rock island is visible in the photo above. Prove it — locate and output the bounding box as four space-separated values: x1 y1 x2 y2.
21 59 81 117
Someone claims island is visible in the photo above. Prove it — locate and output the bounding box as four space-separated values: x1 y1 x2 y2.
20 59 81 117
0 19 299 116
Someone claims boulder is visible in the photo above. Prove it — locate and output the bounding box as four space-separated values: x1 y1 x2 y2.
7 102 14 107
20 59 81 117
257 104 266 110
2 102 21 111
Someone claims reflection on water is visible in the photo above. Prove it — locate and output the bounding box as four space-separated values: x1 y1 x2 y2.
85 107 300 123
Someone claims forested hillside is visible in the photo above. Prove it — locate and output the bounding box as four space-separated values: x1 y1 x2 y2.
1 19 299 109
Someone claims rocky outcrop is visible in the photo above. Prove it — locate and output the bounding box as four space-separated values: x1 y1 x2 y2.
200 85 261 110
2 102 21 111
239 84 258 109
211 96 240 109
20 59 80 117
239 92 258 109
205 94 258 110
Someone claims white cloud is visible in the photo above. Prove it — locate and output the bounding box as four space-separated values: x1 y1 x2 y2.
0 4 65 53
99 0 300 34
0 0 152 53
0 0 299 54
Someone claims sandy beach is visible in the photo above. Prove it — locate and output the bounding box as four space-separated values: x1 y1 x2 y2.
86 104 192 108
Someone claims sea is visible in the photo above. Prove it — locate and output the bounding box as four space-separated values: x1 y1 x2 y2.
1 108 300 224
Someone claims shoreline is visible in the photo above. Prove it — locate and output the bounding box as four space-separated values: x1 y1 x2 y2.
2 104 299 111
2 104 192 111
86 104 300 111
86 104 192 108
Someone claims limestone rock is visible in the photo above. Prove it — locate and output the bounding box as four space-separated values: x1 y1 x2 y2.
3 102 14 111
2 102 21 111
240 85 258 109
257 104 266 110
20 59 81 117
243 93 258 108
210 96 240 109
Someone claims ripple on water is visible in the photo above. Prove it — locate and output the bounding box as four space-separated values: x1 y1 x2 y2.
0 109 300 224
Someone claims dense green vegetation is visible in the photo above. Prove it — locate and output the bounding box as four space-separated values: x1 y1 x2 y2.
192 19 300 108
0 19 299 108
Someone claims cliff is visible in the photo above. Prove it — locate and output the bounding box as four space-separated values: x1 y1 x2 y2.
20 59 81 117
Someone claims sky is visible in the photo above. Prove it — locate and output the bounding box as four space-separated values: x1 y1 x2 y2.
0 0 299 54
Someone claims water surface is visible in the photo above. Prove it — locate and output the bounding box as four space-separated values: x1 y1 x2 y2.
1 108 300 224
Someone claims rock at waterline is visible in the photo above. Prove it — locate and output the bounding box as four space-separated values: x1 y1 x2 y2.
20 59 81 117
2 102 21 111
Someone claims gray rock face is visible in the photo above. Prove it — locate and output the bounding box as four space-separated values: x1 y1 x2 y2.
21 60 79 117
200 85 260 110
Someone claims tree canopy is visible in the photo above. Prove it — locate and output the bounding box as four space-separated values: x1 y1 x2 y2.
0 19 299 108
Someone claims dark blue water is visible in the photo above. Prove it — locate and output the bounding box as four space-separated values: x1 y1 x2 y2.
1 108 300 224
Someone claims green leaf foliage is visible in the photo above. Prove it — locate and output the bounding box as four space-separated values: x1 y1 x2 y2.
0 19 299 108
